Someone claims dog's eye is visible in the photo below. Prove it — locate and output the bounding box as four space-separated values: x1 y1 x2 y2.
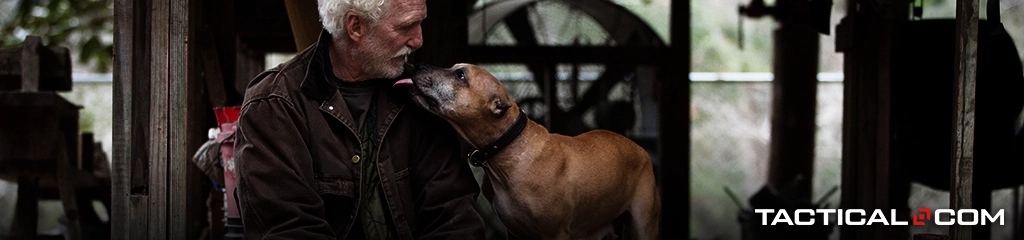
455 69 467 82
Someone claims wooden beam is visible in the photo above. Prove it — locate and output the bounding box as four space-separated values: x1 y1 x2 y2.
284 0 321 51
658 0 689 239
950 0 979 238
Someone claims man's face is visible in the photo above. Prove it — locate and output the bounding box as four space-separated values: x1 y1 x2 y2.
354 0 426 79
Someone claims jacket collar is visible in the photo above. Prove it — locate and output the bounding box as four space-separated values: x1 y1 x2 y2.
299 29 337 101
299 29 412 105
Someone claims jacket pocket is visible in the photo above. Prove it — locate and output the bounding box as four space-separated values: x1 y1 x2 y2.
314 176 355 198
392 167 417 233
316 176 357 236
394 167 409 180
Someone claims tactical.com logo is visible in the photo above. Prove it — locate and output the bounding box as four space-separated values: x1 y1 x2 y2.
754 208 1004 226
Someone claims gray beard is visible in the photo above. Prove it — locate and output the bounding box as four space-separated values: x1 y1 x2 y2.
353 36 405 79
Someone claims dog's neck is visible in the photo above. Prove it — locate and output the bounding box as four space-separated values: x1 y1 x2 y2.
445 106 547 172
448 106 523 150
484 121 547 168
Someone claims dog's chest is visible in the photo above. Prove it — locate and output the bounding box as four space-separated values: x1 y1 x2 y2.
487 176 571 236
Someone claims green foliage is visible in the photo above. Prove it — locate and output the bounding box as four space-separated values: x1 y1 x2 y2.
1 0 114 72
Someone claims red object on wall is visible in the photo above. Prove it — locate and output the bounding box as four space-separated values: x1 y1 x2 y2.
214 106 242 217
214 106 241 125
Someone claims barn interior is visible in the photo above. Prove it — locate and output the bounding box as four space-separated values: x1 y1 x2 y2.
1 0 1023 239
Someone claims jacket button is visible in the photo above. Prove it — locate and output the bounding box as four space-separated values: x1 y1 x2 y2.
351 155 361 163
328 106 334 111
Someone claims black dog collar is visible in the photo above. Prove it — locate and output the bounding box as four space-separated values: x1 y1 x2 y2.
468 110 528 167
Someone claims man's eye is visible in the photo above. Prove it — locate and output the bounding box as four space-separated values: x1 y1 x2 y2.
455 70 467 81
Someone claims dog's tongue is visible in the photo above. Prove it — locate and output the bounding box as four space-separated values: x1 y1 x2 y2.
393 78 413 88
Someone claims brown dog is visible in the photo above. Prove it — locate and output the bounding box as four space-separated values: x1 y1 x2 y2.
402 63 661 239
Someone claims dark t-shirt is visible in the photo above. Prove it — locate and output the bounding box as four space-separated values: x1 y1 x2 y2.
335 78 378 126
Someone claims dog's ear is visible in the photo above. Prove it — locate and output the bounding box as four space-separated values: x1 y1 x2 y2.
492 98 511 116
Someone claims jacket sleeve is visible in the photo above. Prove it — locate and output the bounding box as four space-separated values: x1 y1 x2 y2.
412 121 486 239
235 96 336 239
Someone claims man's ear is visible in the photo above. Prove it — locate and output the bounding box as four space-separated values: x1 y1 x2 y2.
492 98 511 116
344 13 364 42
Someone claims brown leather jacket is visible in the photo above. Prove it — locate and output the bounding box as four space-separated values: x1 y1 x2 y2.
234 31 485 240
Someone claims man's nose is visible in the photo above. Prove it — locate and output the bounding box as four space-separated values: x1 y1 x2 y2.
407 25 423 50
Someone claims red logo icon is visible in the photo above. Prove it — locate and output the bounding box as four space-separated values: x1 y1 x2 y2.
912 208 932 226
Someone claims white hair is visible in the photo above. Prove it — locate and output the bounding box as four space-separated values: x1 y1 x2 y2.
318 0 389 37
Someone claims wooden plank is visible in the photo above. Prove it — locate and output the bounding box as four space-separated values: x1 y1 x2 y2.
950 0 979 238
168 0 191 238
127 0 153 236
129 195 149 240
20 36 40 92
657 0 689 239
111 0 141 237
150 0 170 238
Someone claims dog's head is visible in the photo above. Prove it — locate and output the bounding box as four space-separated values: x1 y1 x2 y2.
406 63 520 143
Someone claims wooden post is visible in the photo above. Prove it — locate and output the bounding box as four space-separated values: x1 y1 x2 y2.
766 0 820 202
55 133 83 240
658 0 690 239
113 0 197 238
950 0 979 238
838 0 906 239
11 177 39 239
